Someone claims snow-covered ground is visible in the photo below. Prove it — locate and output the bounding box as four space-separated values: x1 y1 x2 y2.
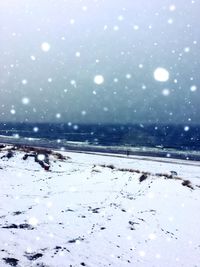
0 145 199 267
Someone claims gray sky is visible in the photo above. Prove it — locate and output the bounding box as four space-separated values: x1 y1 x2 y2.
0 0 200 124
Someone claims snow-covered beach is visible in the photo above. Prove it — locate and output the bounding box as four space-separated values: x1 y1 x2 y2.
0 144 199 267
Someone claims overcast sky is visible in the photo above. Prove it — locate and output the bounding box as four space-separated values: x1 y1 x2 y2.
0 0 200 124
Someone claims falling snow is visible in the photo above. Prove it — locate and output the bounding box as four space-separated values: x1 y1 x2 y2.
21 97 30 105
154 68 170 82
162 88 170 96
41 42 51 52
0 0 200 264
21 79 28 85
94 75 104 85
10 109 16 115
190 85 197 92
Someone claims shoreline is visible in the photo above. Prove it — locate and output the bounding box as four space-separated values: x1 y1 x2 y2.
1 136 200 162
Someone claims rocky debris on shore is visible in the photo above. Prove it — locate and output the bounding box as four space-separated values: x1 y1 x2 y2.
0 144 70 171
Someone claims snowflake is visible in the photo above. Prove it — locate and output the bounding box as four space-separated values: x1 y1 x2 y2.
26 247 32 253
37 154 45 161
190 85 197 92
154 67 169 82
126 73 132 79
133 25 139 30
169 4 176 11
22 97 30 105
70 19 75 25
73 125 79 130
28 217 38 226
118 15 124 21
49 233 54 238
22 79 28 85
162 89 170 96
70 80 77 87
94 75 104 85
168 18 173 24
41 42 50 52
30 55 36 61
184 126 190 132
103 25 108 31
33 127 39 132
10 109 16 114
184 47 190 53
155 254 161 259
75 240 81 245
75 51 81 57
56 113 61 119
113 25 119 31
81 110 87 116
82 6 87 11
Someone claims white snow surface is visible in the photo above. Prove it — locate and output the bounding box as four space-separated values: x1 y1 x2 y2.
0 145 199 267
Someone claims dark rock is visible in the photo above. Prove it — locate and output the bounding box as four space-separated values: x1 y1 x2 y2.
12 211 23 216
128 221 139 226
6 151 14 159
22 154 28 160
139 174 148 182
68 237 84 243
182 180 193 189
2 258 19 266
2 224 18 229
1 151 14 160
25 253 43 261
55 246 62 250
2 223 34 230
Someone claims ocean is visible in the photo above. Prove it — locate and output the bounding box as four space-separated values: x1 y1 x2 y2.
0 122 200 160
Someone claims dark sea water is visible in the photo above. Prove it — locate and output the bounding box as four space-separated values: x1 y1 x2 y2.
0 122 200 160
